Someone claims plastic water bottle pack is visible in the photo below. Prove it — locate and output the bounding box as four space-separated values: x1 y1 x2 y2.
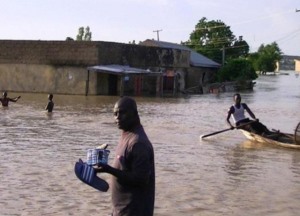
86 148 110 166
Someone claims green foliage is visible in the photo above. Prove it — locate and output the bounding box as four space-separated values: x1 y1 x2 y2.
76 26 92 41
230 38 249 58
217 59 257 82
249 42 282 73
128 40 136 44
184 17 249 64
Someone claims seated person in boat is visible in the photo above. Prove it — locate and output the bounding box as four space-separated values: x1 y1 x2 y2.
226 93 271 135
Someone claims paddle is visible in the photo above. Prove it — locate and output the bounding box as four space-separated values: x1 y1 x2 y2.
200 120 256 139
200 128 233 139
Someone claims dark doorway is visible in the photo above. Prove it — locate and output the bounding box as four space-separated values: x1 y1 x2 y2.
108 74 118 95
163 76 174 92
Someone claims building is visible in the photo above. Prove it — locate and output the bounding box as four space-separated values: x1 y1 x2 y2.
0 40 190 96
86 64 162 96
295 59 300 72
140 39 221 94
276 55 300 71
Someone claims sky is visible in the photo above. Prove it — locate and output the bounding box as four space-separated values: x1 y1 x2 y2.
0 0 299 55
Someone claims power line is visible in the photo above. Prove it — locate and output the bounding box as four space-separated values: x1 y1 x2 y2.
185 43 249 51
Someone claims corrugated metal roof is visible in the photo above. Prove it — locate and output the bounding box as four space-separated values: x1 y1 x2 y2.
141 40 221 68
87 64 162 75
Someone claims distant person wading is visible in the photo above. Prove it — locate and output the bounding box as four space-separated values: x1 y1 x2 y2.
45 94 54 112
0 91 21 107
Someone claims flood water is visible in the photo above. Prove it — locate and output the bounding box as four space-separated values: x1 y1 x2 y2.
1 72 300 216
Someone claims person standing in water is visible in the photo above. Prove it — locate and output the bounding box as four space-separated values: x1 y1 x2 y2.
96 96 155 216
0 91 21 107
45 94 54 113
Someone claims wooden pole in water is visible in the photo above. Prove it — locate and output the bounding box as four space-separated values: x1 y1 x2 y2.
85 70 90 96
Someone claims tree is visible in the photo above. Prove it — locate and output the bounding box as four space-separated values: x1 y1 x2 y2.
65 37 74 41
128 40 136 44
76 26 92 41
184 17 249 64
83 26 92 41
249 42 282 74
230 36 250 59
217 58 257 82
76 27 84 41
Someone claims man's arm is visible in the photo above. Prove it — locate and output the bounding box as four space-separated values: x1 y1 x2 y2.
243 103 257 120
96 143 152 186
9 96 21 102
45 102 51 110
226 106 234 128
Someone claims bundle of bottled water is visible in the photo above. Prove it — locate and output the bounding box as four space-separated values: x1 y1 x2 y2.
86 144 110 166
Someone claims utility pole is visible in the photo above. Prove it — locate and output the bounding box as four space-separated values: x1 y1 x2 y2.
153 29 162 41
222 46 225 66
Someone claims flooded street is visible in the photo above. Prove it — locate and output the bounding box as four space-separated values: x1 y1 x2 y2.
0 72 300 216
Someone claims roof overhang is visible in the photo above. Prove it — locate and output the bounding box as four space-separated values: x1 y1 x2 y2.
190 62 221 68
87 64 162 76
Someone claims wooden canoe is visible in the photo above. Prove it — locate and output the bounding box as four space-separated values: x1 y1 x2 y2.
240 129 300 149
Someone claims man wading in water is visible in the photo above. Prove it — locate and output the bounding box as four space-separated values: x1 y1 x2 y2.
0 91 21 107
45 94 54 113
96 96 155 216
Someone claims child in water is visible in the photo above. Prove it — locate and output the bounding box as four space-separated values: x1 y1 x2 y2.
45 94 54 113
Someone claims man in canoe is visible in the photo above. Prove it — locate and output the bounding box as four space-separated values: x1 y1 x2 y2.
226 93 272 136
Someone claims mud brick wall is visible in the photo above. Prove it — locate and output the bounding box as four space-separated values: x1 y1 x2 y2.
0 40 189 67
0 40 99 65
0 40 190 95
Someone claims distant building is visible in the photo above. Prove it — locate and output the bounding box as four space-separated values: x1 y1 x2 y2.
140 40 221 94
0 40 190 96
276 55 300 71
0 39 221 96
295 59 300 72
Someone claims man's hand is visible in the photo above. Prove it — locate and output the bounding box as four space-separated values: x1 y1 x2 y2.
94 163 112 173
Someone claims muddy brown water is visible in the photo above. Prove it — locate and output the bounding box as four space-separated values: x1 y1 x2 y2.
1 72 300 216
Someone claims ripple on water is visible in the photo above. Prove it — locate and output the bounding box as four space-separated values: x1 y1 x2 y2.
1 75 300 215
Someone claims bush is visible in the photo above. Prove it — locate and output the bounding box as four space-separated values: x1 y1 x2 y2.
217 59 257 82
